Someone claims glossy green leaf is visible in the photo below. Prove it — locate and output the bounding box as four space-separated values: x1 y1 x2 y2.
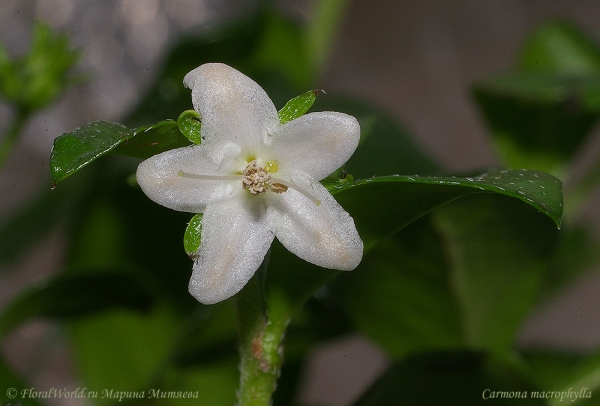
265 169 562 341
184 213 203 257
333 169 562 252
0 272 154 337
177 109 202 144
50 120 192 184
434 194 559 353
50 121 130 184
355 351 543 406
112 119 192 159
278 90 322 124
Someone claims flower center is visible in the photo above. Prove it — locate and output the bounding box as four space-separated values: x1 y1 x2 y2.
242 160 273 195
177 160 321 206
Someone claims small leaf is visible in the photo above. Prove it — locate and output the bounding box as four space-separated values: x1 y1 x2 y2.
320 171 354 191
50 121 130 184
50 120 192 184
184 213 203 257
278 89 322 124
0 272 154 337
177 109 202 144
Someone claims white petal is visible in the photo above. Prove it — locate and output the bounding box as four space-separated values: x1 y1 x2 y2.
136 145 234 213
189 186 274 304
268 171 363 270
268 112 360 181
183 63 280 164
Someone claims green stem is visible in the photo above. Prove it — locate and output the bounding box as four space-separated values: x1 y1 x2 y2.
0 109 28 172
236 259 286 406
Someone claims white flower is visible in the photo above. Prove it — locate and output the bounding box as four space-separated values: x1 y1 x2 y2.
136 63 363 304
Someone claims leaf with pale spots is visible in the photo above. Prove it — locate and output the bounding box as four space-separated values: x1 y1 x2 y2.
184 213 203 257
330 169 562 252
278 89 323 124
266 168 562 328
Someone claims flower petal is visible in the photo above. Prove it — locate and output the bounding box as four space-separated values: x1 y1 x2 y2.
269 171 363 270
183 63 280 164
189 185 274 304
136 144 234 213
268 112 360 181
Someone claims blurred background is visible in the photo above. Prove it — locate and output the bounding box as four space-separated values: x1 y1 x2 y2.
1 1 600 405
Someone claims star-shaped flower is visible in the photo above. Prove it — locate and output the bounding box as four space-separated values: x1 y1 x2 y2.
136 63 363 304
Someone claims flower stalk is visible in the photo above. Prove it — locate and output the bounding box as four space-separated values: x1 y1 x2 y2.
236 257 286 406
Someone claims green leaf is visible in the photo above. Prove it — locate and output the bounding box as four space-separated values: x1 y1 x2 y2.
183 213 203 257
332 169 562 252
355 351 543 406
112 119 192 159
50 120 192 184
434 194 559 353
69 305 177 405
518 19 600 74
474 20 600 174
335 218 463 358
0 272 154 337
278 90 322 124
177 109 202 144
264 169 562 341
50 121 130 184
473 73 600 173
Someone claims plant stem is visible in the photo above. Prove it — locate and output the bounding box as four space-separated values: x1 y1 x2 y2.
236 260 286 406
0 108 28 172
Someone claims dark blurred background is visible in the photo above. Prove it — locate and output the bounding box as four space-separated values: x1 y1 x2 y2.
1 1 600 405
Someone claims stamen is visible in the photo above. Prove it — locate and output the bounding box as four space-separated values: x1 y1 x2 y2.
270 177 321 206
178 171 244 181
